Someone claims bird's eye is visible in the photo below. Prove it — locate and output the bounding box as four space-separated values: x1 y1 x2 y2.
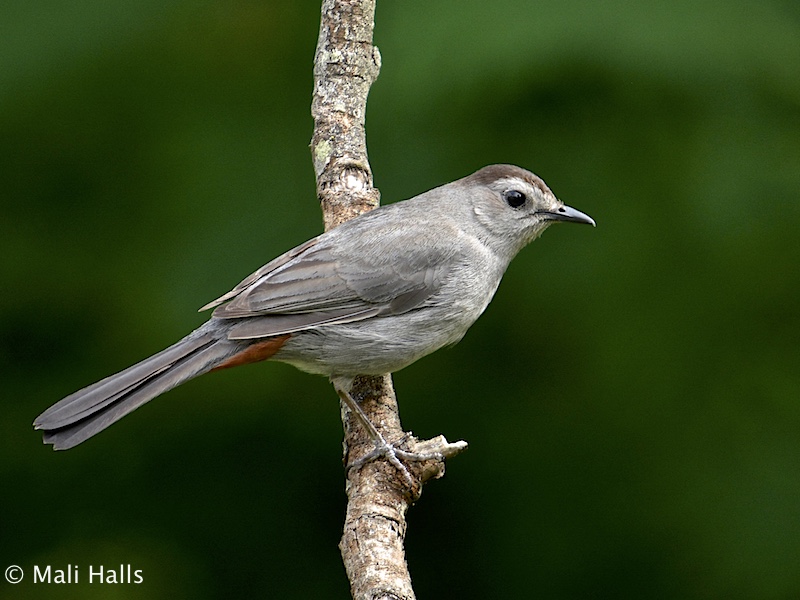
503 190 527 208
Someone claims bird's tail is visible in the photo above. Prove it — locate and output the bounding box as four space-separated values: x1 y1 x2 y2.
34 324 235 450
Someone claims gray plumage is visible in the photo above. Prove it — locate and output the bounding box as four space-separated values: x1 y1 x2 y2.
34 164 594 450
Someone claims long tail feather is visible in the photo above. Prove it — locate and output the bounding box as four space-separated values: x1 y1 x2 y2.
34 326 233 450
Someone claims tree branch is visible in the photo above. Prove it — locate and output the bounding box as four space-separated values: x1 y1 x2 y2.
310 1 467 598
311 0 381 229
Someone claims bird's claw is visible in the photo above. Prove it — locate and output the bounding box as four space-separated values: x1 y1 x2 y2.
348 433 445 489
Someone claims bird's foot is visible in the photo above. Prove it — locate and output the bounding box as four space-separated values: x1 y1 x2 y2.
334 379 468 492
348 432 446 489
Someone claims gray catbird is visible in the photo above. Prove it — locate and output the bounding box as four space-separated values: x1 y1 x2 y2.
34 164 594 455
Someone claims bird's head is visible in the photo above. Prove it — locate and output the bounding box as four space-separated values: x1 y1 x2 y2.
460 164 595 258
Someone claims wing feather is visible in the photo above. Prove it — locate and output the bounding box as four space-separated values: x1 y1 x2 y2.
201 207 459 337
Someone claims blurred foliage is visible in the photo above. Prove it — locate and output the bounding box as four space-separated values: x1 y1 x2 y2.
2 0 799 598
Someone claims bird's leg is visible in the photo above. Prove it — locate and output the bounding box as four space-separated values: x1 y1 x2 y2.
334 382 444 488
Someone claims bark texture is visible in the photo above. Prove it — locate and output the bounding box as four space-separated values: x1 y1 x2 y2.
311 0 381 230
310 1 467 599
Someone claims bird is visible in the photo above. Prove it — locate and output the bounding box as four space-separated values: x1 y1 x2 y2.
34 164 595 461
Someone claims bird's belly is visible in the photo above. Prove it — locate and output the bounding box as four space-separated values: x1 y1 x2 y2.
272 306 478 377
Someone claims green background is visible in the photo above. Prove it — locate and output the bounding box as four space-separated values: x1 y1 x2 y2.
2 0 799 598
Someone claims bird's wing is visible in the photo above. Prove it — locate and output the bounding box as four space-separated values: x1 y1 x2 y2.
201 213 458 339
199 237 319 312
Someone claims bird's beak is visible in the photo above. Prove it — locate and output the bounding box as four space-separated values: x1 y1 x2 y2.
539 204 596 226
